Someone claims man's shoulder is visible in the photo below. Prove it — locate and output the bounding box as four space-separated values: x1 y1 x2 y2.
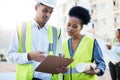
47 24 60 29
16 20 32 26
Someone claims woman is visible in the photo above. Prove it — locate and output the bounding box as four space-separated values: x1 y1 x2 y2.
62 6 106 80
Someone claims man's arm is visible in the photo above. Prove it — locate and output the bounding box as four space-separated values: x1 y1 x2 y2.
7 28 46 64
7 29 29 64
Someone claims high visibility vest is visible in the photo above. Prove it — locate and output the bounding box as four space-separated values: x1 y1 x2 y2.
62 36 98 80
16 20 61 80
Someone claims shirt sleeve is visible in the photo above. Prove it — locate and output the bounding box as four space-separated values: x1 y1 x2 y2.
7 28 30 64
111 46 120 54
93 39 106 76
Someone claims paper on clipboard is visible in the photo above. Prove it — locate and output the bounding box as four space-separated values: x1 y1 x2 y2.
35 55 74 74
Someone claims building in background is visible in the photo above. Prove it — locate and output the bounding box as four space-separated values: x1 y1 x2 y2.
0 0 120 59
56 0 120 42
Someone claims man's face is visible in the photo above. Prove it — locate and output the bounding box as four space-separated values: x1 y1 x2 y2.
35 4 53 24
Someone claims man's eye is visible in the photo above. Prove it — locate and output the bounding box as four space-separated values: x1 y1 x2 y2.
43 9 48 12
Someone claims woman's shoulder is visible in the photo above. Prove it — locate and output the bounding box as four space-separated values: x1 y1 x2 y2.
83 35 94 41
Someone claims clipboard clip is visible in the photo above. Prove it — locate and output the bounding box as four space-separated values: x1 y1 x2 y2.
59 53 65 58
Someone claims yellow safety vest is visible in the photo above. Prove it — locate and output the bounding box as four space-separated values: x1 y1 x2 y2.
16 20 61 80
62 36 98 80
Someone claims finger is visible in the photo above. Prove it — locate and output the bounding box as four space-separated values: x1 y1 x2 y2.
40 55 47 60
39 57 46 62
40 56 46 59
61 66 68 71
56 67 62 72
56 66 68 73
56 67 61 71
39 51 45 54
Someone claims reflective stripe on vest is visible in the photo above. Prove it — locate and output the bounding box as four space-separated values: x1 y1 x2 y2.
62 36 98 80
16 20 60 80
64 68 78 74
16 21 33 80
17 22 27 52
47 24 58 55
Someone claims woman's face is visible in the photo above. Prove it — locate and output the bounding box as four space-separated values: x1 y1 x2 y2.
67 17 83 37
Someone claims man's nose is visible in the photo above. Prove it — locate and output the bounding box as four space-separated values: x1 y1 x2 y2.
46 12 51 17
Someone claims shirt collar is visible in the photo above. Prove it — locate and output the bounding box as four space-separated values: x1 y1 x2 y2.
32 18 48 30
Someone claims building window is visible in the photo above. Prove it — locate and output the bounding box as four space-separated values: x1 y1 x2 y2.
98 3 106 12
115 13 120 22
113 0 116 6
114 17 117 23
91 9 94 14
92 23 94 28
113 0 119 10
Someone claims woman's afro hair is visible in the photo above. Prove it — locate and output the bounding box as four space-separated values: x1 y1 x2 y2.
69 6 91 25
117 28 120 33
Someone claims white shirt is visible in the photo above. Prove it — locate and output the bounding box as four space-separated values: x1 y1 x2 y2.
111 42 120 54
7 19 62 80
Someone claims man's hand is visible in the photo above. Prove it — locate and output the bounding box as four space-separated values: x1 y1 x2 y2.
56 66 68 74
28 51 47 62
84 66 100 75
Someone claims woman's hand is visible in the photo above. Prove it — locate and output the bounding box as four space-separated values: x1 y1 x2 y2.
56 66 68 73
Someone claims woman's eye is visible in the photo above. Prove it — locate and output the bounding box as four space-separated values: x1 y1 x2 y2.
73 25 77 28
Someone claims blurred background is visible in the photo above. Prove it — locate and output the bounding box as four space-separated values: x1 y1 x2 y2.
0 0 120 80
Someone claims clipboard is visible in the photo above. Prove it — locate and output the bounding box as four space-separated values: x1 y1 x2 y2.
35 55 74 74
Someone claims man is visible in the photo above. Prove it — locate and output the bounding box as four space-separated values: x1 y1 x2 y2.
106 28 120 80
7 0 65 80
